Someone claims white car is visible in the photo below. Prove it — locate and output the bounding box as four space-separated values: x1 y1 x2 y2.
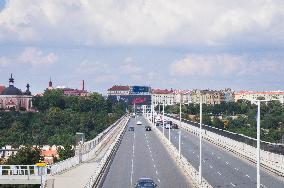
137 121 142 125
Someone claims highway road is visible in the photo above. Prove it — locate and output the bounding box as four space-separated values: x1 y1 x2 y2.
157 119 284 188
102 116 191 188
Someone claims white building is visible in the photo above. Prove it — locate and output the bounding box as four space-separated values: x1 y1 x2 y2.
107 85 130 96
173 90 192 105
152 89 175 106
234 91 284 103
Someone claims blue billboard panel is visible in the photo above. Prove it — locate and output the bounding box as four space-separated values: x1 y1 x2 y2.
132 86 150 93
108 95 151 105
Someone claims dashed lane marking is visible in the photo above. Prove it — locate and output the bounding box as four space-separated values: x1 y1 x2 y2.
230 182 236 187
217 171 222 176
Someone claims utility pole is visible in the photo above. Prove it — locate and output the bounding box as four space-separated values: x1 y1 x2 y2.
199 96 203 185
257 100 261 188
163 100 165 135
179 93 182 158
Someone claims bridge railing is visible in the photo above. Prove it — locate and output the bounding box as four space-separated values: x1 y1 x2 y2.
50 114 127 175
0 165 51 179
166 115 284 177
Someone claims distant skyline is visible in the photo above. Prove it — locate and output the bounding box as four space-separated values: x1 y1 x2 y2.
0 0 283 94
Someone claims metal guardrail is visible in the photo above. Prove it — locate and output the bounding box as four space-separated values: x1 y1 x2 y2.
166 113 284 155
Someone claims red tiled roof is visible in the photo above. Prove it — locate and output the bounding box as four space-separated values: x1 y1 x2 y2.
0 86 5 94
42 150 58 157
236 91 284 95
152 89 173 94
173 89 191 94
108 85 130 91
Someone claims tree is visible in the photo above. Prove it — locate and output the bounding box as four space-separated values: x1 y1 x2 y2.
58 144 75 161
6 147 43 165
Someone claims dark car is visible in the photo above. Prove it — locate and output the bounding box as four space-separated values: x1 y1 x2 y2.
128 126 134 131
171 123 178 129
135 178 157 188
145 125 151 131
155 121 162 126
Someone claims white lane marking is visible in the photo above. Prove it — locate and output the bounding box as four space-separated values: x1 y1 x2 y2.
197 155 199 158
212 152 214 155
226 161 229 165
156 170 158 175
234 168 239 171
130 132 136 187
230 182 236 187
217 156 221 159
158 179 161 183
209 165 213 169
217 171 222 176
246 174 250 178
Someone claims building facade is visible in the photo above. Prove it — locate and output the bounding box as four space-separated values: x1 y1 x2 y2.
234 91 284 103
0 74 33 111
191 89 227 105
152 89 175 106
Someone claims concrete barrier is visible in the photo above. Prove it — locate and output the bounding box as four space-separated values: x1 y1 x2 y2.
146 117 212 188
84 117 129 188
166 116 284 177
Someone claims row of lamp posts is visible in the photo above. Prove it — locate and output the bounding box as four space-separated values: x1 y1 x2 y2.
150 94 265 188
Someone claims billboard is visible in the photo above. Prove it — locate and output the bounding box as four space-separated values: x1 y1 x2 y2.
131 86 150 94
108 95 151 105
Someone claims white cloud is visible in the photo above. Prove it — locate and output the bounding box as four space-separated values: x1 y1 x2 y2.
0 0 283 47
76 60 110 74
0 56 9 66
170 54 283 77
118 57 142 74
18 47 58 66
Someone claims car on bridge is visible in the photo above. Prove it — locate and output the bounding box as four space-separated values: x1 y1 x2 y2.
155 121 162 126
128 126 134 131
145 125 151 131
135 178 157 188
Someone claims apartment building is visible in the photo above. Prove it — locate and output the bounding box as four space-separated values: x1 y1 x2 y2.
235 91 284 103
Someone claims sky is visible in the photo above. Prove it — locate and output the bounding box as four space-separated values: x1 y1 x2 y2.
0 0 283 94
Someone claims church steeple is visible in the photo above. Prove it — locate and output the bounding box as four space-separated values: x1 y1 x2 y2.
9 73 14 86
25 83 31 95
49 77 53 88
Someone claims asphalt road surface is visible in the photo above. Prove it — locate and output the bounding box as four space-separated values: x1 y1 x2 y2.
102 116 191 188
157 119 284 188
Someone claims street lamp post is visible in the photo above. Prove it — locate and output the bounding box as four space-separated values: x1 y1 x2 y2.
179 93 182 158
163 100 165 136
257 100 260 188
199 97 203 185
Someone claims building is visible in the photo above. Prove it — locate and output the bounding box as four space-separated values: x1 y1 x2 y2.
47 78 88 96
191 89 225 105
0 74 33 111
234 91 284 103
152 89 175 106
107 85 130 96
107 85 151 106
173 90 192 105
0 145 18 160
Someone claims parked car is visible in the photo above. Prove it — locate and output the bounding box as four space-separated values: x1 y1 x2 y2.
137 121 142 125
135 178 157 188
128 126 134 131
145 125 151 131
